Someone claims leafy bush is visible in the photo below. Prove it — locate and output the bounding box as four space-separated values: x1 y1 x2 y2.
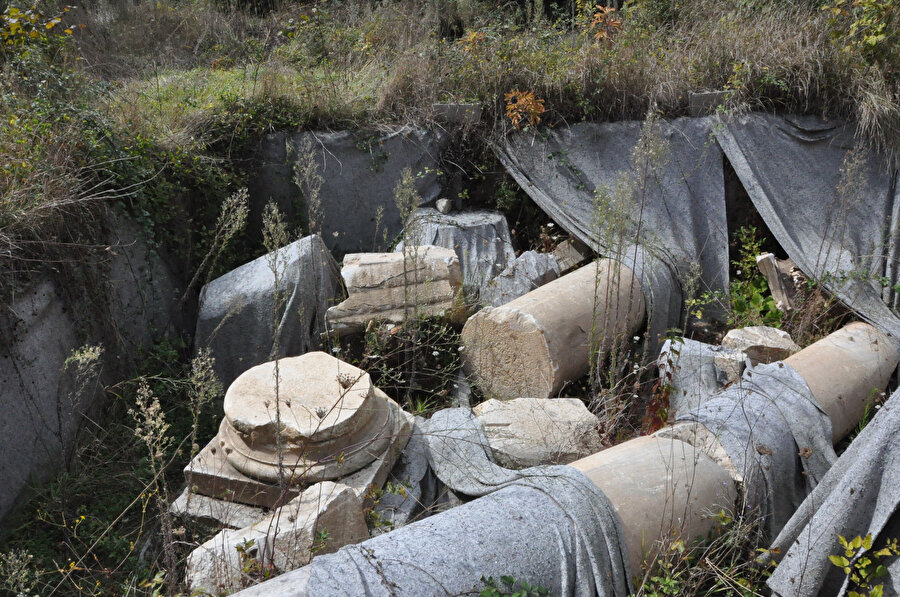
729 226 782 328
823 0 898 68
829 534 900 597
480 575 550 597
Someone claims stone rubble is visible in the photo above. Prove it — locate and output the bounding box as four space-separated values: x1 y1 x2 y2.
170 488 266 531
657 338 747 415
435 198 453 214
221 352 408 484
572 436 737 573
551 237 592 274
479 250 560 307
228 325 899 597
185 481 368 595
712 349 747 385
756 253 800 311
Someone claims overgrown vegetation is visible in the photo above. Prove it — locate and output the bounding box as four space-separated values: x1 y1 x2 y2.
3 0 898 276
1 0 897 594
0 339 222 596
86 0 900 157
829 534 900 597
634 509 773 597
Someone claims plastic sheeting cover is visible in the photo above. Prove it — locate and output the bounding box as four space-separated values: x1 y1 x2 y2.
766 387 900 597
394 208 516 295
195 235 343 388
234 409 633 597
290 128 445 257
495 117 727 345
498 114 900 351
677 362 836 538
714 113 900 346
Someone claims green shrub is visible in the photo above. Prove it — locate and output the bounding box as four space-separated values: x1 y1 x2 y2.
480 575 550 597
729 225 783 328
829 534 900 597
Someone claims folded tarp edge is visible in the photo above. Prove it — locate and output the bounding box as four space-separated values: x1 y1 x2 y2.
766 387 900 597
713 113 900 352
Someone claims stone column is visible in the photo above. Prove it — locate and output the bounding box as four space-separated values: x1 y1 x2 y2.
461 259 645 400
570 436 737 574
233 323 898 596
572 322 898 572
784 321 898 441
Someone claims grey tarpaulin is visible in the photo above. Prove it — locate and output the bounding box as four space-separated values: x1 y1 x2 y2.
714 113 900 346
480 250 560 307
495 117 727 346
233 409 633 597
371 416 437 534
677 362 836 538
421 408 631 595
657 337 731 417
290 128 445 257
394 208 516 295
766 388 900 597
195 235 343 388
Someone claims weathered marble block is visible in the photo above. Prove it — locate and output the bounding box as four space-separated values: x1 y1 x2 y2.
185 481 368 594
327 246 464 333
473 398 602 468
722 325 800 364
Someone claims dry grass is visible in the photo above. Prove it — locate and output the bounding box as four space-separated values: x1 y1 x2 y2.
72 0 896 164
2 0 895 292
70 1 254 78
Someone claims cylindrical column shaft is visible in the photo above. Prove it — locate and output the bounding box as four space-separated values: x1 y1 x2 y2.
570 436 737 575
461 259 645 400
572 322 898 575
233 481 628 597
235 323 899 596
784 321 897 441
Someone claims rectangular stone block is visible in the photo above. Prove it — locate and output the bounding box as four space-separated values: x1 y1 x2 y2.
186 481 369 594
185 439 299 508
327 246 464 333
551 238 591 274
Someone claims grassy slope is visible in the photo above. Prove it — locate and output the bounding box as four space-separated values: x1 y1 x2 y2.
2 0 898 277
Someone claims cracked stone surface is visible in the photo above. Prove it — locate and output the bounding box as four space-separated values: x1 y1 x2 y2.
473 398 602 468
